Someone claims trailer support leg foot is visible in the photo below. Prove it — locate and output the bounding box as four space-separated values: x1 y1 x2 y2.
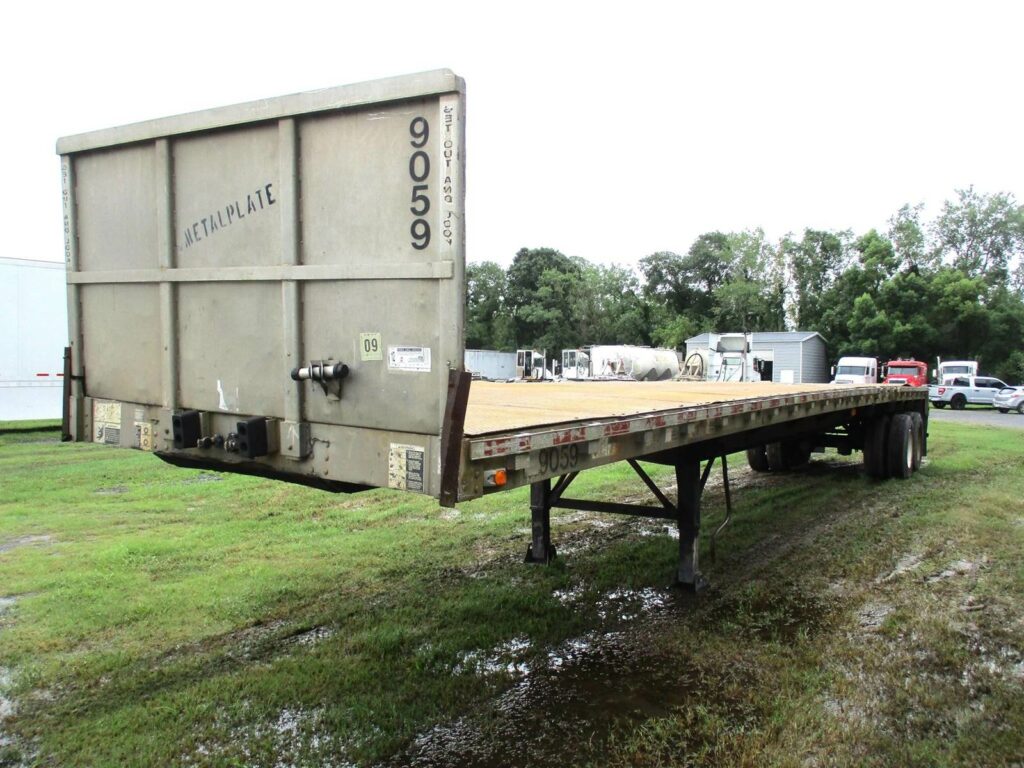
525 478 556 564
674 457 709 592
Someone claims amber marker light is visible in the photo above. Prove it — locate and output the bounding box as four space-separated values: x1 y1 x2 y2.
485 469 508 487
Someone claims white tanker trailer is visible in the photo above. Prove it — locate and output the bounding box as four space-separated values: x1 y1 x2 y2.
561 345 680 381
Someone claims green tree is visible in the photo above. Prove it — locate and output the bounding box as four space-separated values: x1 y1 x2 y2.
465 261 514 350
781 228 851 331
505 247 582 347
649 313 701 350
975 287 1024 379
515 267 582 353
932 187 1024 287
888 203 935 270
714 229 786 331
638 251 698 317
928 268 990 360
572 262 652 346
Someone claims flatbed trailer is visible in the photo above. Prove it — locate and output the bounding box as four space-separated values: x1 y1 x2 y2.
57 70 929 589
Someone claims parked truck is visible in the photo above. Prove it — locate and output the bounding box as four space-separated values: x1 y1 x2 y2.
56 70 929 589
934 359 978 384
929 375 1009 409
831 356 879 385
882 359 928 387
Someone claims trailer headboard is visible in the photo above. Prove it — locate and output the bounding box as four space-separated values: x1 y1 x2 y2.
58 70 466 497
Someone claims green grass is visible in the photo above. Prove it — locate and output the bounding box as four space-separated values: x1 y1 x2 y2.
1 422 1023 766
0 420 61 434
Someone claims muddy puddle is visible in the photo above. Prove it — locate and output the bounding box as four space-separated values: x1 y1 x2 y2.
382 578 835 767
385 580 815 768
391 629 697 767
0 596 21 761
0 536 52 555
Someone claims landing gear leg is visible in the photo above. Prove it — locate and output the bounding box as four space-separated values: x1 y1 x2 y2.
676 458 709 592
525 478 556 564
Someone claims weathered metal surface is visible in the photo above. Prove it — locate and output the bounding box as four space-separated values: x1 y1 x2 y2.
59 71 466 495
459 382 926 500
439 370 472 507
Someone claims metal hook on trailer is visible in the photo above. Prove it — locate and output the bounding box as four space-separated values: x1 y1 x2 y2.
709 454 733 563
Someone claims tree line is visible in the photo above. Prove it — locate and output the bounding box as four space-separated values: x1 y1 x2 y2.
466 187 1024 382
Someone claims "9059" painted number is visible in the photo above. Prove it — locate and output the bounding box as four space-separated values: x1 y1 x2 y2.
537 444 579 474
409 117 431 250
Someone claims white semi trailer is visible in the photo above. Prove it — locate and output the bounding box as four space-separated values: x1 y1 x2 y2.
56 71 929 589
0 258 68 422
935 359 978 384
464 349 516 381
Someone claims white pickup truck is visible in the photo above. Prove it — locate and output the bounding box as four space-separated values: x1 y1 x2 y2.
929 375 1009 409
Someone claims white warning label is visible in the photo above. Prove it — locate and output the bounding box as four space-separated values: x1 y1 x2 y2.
134 421 153 451
387 345 431 372
388 443 426 492
93 401 122 445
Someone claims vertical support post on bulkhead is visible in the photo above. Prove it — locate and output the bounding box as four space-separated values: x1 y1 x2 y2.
61 346 72 442
676 457 709 592
525 478 556 564
61 155 85 441
278 118 304 427
155 138 179 412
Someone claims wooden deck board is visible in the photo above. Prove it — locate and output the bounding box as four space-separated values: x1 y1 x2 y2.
463 380 860 436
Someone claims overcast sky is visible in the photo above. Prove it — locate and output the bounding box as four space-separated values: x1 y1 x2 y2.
6 0 1022 268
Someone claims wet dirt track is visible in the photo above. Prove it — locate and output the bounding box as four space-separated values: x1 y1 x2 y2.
384 465 844 768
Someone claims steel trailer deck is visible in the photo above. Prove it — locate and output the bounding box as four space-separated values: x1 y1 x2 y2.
444 376 929 589
455 380 926 499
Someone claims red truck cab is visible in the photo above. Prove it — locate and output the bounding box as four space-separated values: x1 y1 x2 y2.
883 359 928 387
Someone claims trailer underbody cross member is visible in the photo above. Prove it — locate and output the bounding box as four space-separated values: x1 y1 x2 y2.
524 453 735 592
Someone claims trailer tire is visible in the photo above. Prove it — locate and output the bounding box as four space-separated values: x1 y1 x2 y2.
784 441 812 469
863 415 890 479
950 394 967 410
747 446 770 472
887 413 914 480
766 442 789 471
909 412 924 472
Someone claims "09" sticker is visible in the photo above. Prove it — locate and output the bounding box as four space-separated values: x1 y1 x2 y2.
360 332 383 361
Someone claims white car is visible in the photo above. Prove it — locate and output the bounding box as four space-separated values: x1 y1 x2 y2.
993 386 1024 414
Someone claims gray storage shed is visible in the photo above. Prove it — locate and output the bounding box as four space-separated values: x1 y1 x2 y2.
685 331 829 384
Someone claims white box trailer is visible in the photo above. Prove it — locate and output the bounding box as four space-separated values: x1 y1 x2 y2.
0 258 68 421
58 71 929 588
464 349 516 381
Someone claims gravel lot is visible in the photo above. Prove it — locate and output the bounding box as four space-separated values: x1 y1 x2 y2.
929 406 1024 429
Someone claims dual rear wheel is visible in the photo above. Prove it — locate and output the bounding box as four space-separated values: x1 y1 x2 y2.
746 440 811 473
746 410 924 480
863 411 923 479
